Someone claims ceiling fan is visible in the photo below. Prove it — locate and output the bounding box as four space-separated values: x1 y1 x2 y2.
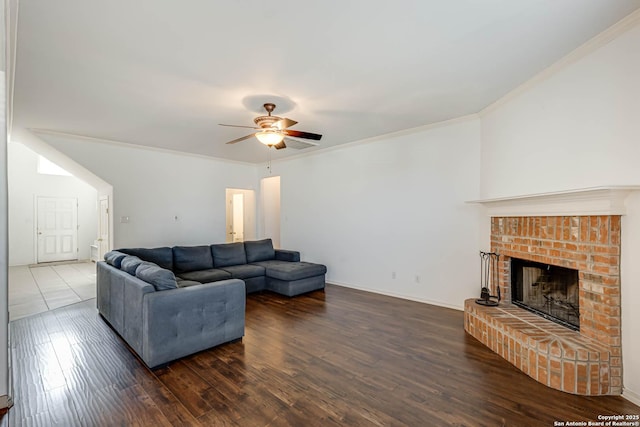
219 103 322 150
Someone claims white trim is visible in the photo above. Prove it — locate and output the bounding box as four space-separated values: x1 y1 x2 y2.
28 128 257 167
467 186 640 217
269 114 479 167
480 9 640 117
6 0 19 139
328 281 464 312
622 388 640 406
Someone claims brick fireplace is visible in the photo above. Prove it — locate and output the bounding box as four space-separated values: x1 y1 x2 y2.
464 188 636 396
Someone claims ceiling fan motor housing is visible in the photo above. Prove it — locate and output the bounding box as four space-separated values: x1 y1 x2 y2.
254 116 282 129
221 102 321 148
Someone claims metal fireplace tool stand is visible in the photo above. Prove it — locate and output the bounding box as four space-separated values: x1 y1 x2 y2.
476 251 501 306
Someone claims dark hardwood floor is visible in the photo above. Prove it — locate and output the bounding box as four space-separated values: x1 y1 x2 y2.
1 284 638 426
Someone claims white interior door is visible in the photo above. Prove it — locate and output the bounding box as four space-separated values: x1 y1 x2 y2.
37 196 78 263
98 195 110 259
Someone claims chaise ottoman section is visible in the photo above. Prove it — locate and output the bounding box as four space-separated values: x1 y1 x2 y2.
266 275 326 297
252 260 327 296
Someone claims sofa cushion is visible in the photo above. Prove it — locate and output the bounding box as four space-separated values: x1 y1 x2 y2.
121 255 144 275
177 268 232 284
219 264 265 280
275 249 301 262
212 243 247 268
173 246 214 273
119 247 174 270
176 280 202 288
104 250 127 269
244 239 275 263
135 262 178 291
252 260 327 282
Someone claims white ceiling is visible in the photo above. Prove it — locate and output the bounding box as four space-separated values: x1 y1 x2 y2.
12 0 640 164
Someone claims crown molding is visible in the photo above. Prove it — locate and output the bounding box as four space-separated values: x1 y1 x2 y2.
479 9 640 117
468 186 640 217
270 113 480 166
28 129 257 167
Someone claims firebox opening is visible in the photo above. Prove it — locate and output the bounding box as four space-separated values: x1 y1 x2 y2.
511 258 579 331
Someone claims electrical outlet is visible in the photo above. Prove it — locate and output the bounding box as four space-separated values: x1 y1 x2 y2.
415 275 420 283
391 271 396 279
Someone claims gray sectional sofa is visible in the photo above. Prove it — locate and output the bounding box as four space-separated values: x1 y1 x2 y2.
97 239 326 368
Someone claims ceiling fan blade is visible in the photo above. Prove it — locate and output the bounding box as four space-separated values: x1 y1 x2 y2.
225 134 255 144
282 129 322 140
273 140 287 150
283 138 319 149
274 118 298 129
219 123 260 129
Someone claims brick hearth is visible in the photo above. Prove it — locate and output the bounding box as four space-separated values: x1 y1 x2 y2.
464 215 621 395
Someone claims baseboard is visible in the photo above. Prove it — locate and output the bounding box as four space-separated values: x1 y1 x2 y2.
27 258 91 268
328 281 464 311
622 388 640 406
0 395 13 410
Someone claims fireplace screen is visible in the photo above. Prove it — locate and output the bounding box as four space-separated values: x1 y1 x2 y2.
511 258 579 330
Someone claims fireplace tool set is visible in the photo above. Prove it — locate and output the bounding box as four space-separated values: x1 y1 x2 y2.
476 251 501 306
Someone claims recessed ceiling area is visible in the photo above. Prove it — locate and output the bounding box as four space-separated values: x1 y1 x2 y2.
11 0 640 163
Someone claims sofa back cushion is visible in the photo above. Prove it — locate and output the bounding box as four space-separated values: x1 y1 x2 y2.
104 250 127 268
118 247 174 270
172 246 214 273
121 255 144 275
244 239 275 263
212 243 247 268
135 262 177 291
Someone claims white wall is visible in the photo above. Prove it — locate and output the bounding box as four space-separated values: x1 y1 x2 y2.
43 134 259 248
479 23 640 402
260 176 281 247
268 119 482 309
480 25 640 199
7 142 98 265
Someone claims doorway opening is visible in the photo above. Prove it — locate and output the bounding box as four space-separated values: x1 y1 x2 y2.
8 140 113 321
225 189 256 243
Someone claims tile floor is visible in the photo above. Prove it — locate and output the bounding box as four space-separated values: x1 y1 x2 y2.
8 261 97 321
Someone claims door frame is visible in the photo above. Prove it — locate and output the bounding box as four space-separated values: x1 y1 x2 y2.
98 195 110 260
225 188 256 243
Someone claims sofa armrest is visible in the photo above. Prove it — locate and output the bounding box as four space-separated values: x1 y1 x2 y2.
141 279 246 368
275 249 300 262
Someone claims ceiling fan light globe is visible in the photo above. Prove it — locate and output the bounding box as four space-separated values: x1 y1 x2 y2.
255 130 284 146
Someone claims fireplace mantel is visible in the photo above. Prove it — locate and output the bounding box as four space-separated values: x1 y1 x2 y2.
468 186 640 217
